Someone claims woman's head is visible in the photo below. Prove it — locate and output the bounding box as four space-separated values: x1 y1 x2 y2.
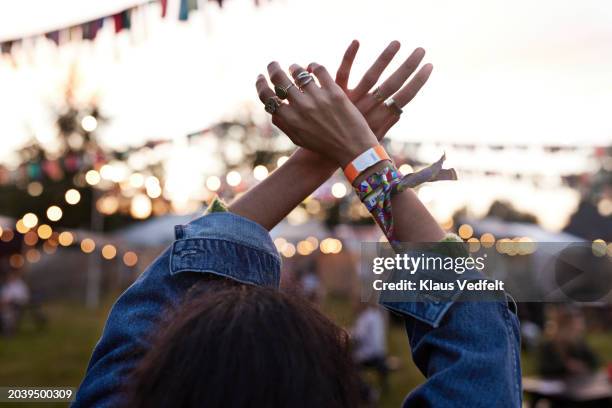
125 277 360 408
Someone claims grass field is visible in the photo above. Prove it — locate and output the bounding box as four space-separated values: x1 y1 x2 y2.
1 296 611 408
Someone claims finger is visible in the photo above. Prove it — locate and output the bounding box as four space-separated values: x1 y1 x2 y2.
376 47 426 100
256 74 275 103
267 61 301 101
307 62 335 88
289 63 320 94
351 40 401 100
335 40 359 90
256 74 290 117
373 114 399 139
393 63 434 107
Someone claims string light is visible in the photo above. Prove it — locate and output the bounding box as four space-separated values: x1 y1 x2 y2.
129 173 145 188
46 205 63 221
16 219 29 234
331 182 347 198
274 237 287 252
37 224 53 240
102 244 117 260
281 243 296 258
26 249 41 263
65 189 81 205
23 231 38 246
81 238 96 253
297 240 315 256
97 196 119 215
130 194 152 219
85 170 101 185
43 241 57 254
58 231 74 246
144 176 162 198
9 254 24 269
226 171 241 187
480 233 495 248
467 237 480 253
458 224 474 239
81 115 98 132
320 238 342 254
1 229 14 242
123 251 138 267
206 176 221 192
253 165 269 181
22 213 38 229
27 181 43 197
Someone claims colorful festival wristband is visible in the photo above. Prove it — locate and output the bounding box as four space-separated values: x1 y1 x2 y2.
354 153 458 245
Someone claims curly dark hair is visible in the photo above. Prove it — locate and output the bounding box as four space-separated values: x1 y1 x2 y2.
123 277 360 408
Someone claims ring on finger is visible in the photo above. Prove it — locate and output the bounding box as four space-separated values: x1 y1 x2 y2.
372 87 385 103
264 96 282 114
295 71 314 89
384 98 403 116
274 83 295 100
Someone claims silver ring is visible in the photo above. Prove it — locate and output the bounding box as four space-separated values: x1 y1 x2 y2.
384 98 403 115
274 83 294 100
295 71 314 89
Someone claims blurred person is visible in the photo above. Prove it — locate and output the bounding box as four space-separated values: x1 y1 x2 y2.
75 40 521 407
352 303 389 390
298 261 322 303
538 306 599 379
1 270 30 335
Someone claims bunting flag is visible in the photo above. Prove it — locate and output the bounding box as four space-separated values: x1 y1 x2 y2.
0 0 256 56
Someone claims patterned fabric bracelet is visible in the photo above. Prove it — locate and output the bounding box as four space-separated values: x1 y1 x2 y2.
354 154 457 245
355 164 402 243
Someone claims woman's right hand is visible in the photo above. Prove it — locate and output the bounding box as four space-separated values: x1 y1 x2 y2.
256 41 433 168
257 62 378 168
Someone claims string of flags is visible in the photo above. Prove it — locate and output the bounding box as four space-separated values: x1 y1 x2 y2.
0 0 249 55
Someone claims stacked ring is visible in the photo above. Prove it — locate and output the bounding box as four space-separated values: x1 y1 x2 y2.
295 71 314 89
384 98 403 115
264 96 282 114
274 83 294 100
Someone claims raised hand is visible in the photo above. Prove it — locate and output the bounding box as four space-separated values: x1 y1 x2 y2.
256 41 433 163
335 40 433 138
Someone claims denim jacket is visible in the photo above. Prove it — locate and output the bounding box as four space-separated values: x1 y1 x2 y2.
74 211 521 407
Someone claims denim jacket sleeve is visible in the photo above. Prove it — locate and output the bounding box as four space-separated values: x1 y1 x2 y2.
380 243 522 407
73 212 281 408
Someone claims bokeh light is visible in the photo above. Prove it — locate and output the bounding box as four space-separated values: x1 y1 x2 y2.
458 224 474 239
226 171 241 187
80 238 96 253
85 170 101 185
65 189 81 205
206 176 221 192
253 165 269 181
130 194 152 219
46 205 63 221
37 224 53 240
22 213 38 229
58 231 74 246
123 251 139 267
331 182 347 199
102 244 117 260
